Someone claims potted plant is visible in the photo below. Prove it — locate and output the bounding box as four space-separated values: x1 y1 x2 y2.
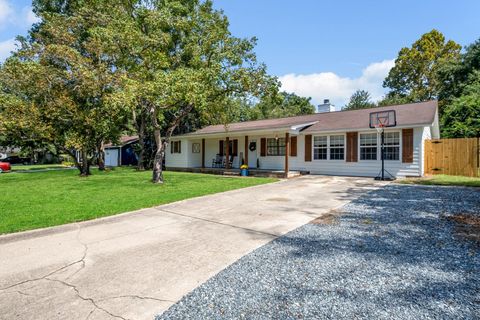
240 164 249 177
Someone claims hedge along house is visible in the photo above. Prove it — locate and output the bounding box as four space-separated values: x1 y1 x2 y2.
165 101 440 178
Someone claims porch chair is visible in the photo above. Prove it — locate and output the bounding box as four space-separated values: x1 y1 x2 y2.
223 154 234 168
212 154 223 168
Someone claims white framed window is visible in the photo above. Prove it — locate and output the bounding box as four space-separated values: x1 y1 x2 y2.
360 133 378 160
267 138 286 156
384 132 400 161
329 135 345 160
313 136 328 160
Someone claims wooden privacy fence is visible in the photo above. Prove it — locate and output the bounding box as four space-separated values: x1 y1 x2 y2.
425 138 480 177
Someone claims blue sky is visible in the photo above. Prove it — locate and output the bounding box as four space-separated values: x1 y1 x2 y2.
1 0 479 106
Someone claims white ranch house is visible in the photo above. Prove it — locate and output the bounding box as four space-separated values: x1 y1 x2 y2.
165 101 440 178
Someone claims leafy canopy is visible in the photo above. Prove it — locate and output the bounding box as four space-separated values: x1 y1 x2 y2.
383 29 461 102
0 3 130 174
249 91 315 120
438 37 480 138
441 71 480 138
343 90 375 110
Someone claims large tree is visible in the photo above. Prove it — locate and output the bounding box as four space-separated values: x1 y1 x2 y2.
437 39 480 137
437 38 480 103
0 3 130 175
103 0 276 183
383 29 461 102
441 72 480 138
250 91 315 120
343 90 375 110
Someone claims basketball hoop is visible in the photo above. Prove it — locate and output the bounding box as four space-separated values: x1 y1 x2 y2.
375 123 385 133
369 110 397 181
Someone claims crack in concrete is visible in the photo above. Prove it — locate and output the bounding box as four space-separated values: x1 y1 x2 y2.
1 290 32 297
45 278 129 320
85 308 96 320
156 208 280 238
64 227 88 281
0 225 89 292
99 294 175 304
1 226 167 320
16 290 31 296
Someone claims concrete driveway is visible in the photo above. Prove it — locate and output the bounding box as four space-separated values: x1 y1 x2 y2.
0 175 382 320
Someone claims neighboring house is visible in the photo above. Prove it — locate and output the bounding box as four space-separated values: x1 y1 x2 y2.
104 136 139 167
165 101 440 178
0 146 21 160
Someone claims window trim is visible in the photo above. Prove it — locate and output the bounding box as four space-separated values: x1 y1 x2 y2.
328 134 346 161
357 130 402 162
383 130 402 162
266 137 286 156
358 132 379 162
171 140 182 154
312 134 346 162
313 135 328 161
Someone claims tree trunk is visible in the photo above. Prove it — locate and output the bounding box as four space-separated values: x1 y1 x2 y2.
137 115 146 171
152 128 164 184
97 141 105 171
151 103 193 184
80 150 91 176
61 147 82 173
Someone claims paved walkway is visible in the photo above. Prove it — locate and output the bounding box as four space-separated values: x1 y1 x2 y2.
0 176 381 320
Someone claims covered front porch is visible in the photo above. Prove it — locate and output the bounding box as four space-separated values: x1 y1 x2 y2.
165 129 302 178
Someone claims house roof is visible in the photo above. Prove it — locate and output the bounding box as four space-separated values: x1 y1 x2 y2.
186 101 438 136
303 100 438 133
105 135 139 148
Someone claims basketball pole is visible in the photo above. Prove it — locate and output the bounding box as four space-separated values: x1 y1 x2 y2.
375 126 394 181
370 110 396 181
381 128 385 181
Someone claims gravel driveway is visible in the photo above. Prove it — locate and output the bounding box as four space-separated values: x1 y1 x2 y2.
157 184 480 319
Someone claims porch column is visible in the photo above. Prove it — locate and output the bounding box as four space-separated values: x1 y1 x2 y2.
244 135 249 166
284 132 290 178
225 136 230 169
201 138 205 168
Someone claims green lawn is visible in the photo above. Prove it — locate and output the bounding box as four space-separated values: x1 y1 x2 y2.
399 174 480 188
11 164 69 171
0 168 277 234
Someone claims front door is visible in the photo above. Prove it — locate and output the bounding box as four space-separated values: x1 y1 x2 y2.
248 140 258 168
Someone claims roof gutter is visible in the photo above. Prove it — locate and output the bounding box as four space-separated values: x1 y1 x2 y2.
303 123 433 134
172 121 319 139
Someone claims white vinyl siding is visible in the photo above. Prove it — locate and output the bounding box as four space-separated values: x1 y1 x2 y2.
165 126 429 178
165 139 189 168
299 128 425 177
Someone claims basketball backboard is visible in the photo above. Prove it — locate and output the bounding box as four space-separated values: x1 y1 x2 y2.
369 110 397 129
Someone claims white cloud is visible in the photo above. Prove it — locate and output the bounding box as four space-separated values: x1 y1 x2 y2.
279 59 395 108
0 38 16 61
0 0 39 29
22 6 40 26
0 0 14 28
